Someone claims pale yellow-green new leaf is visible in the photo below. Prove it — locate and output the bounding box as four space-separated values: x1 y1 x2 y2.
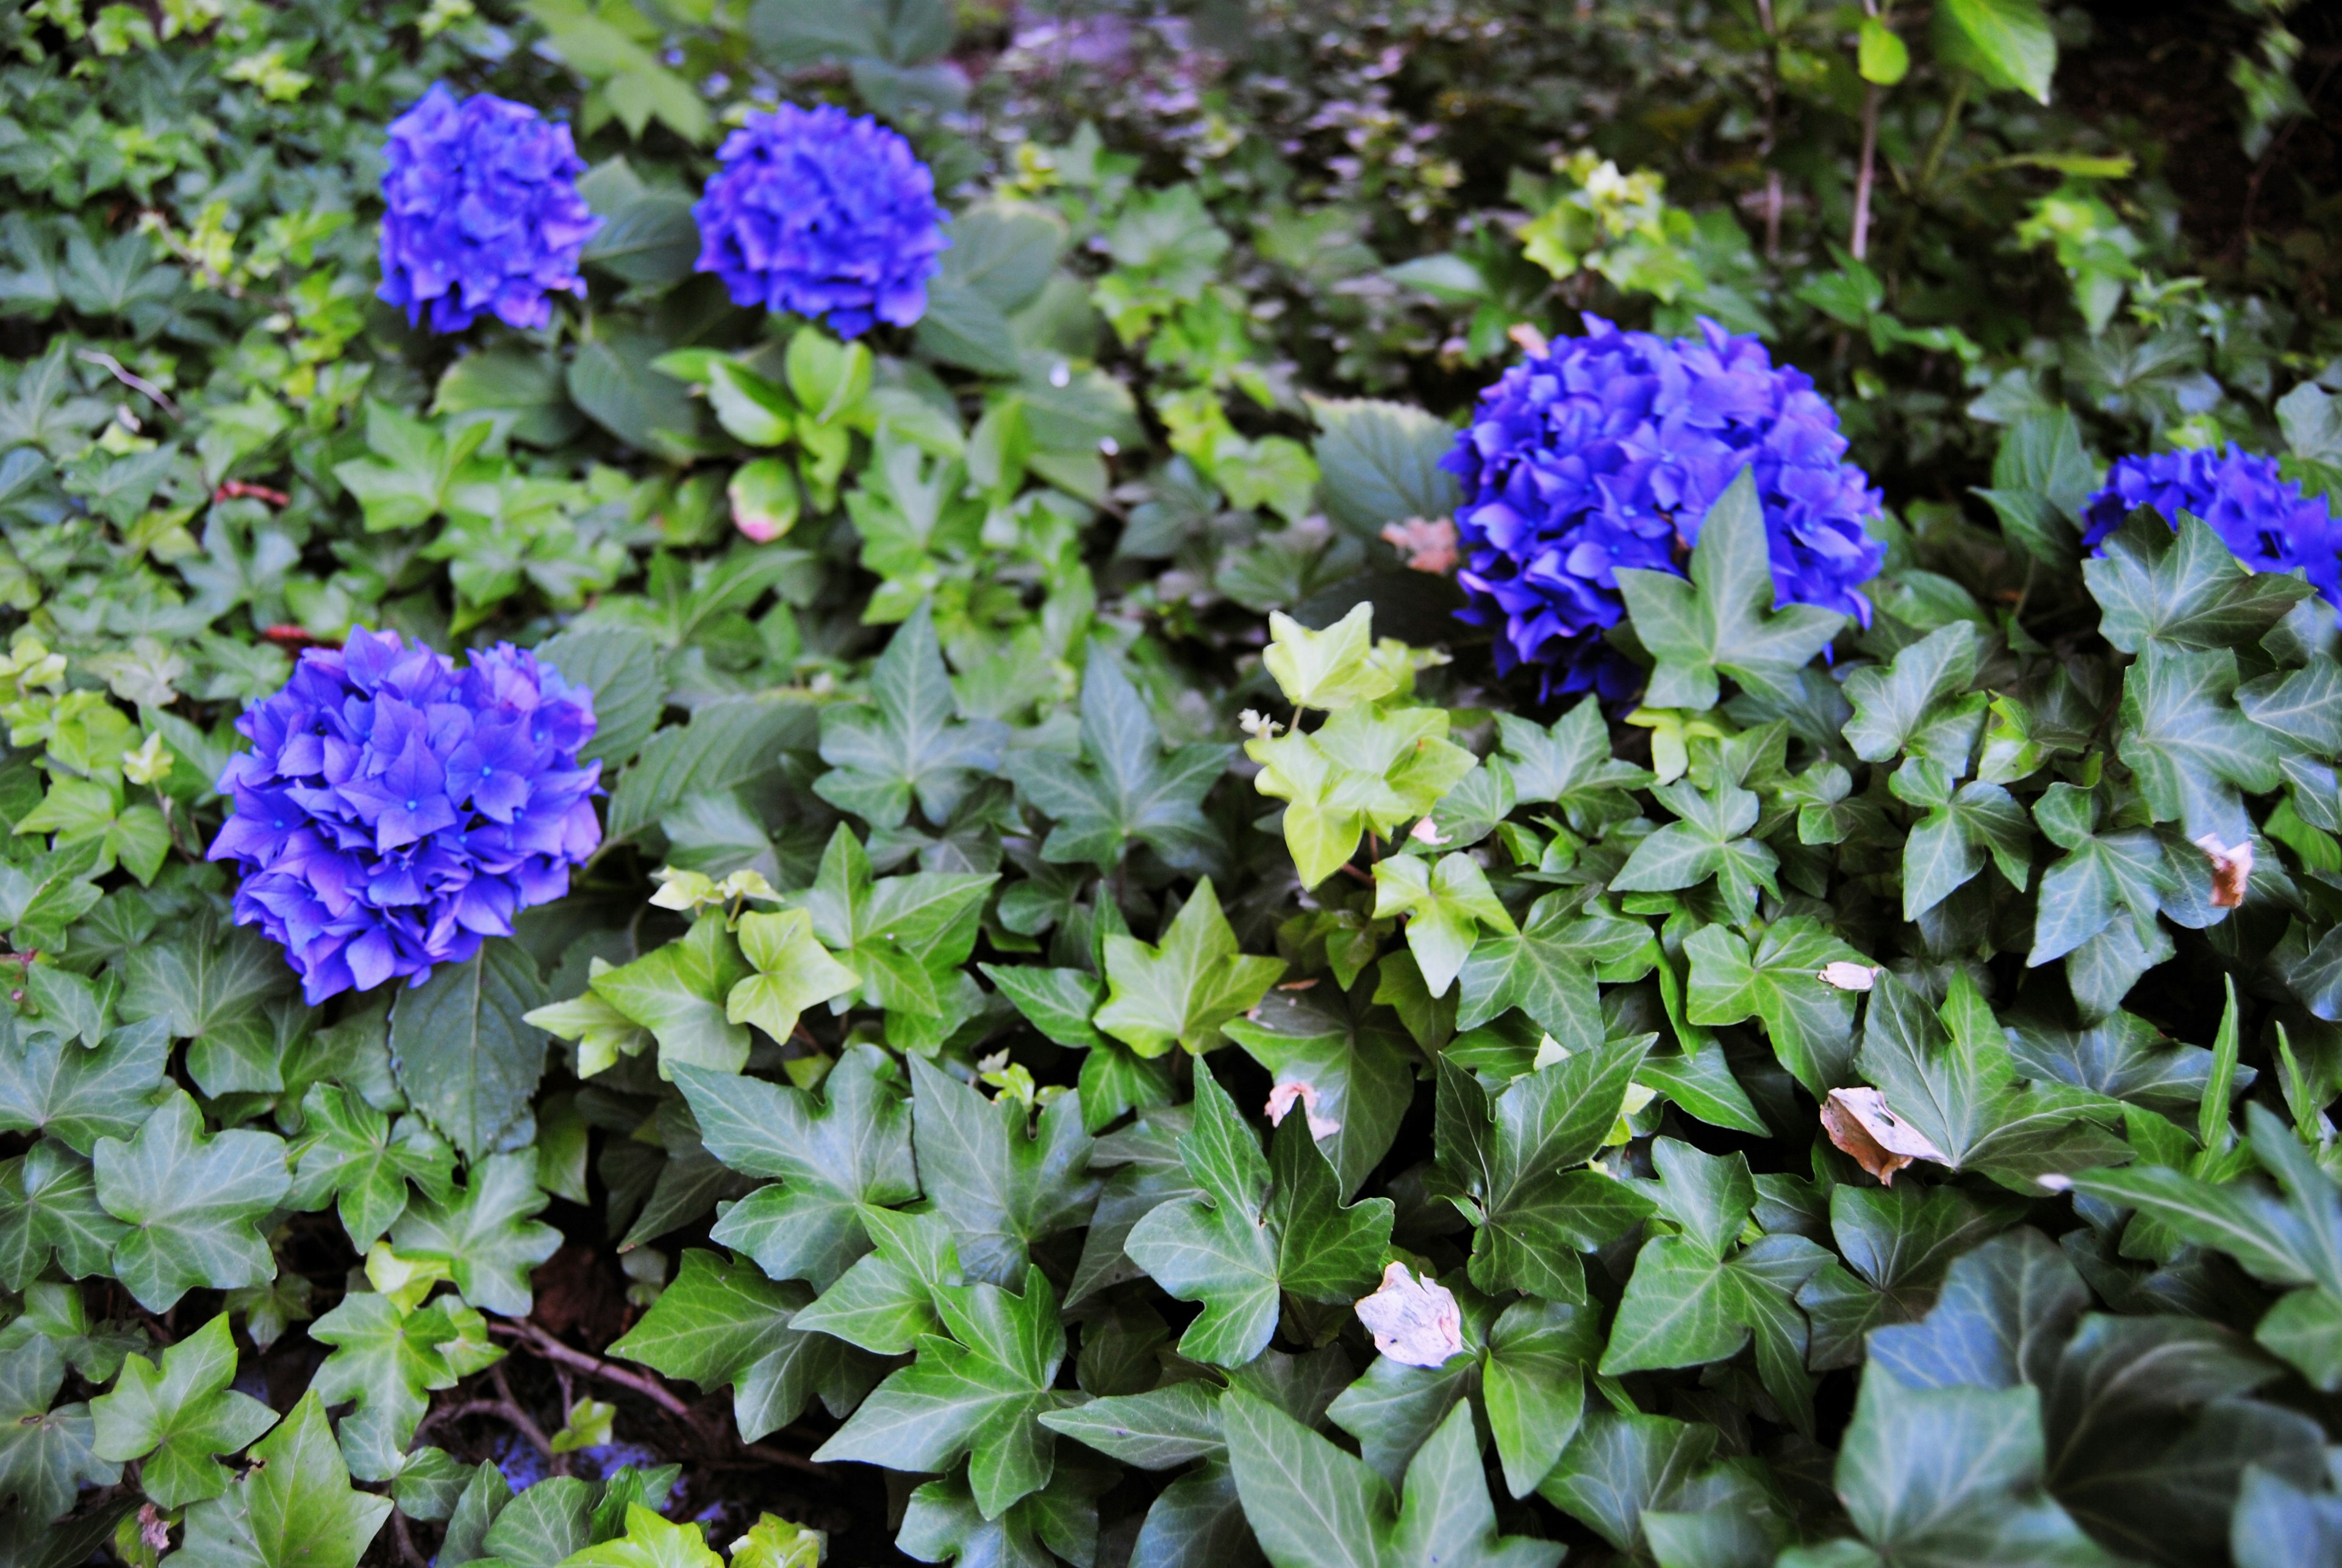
1261 604 1444 712
726 908 859 1045
525 958 651 1078
1096 877 1287 1057
560 1505 723 1568
729 1515 825 1568
1372 852 1517 998
1247 703 1480 887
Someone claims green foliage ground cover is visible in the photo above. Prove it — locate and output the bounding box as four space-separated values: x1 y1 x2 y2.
5 0 2342 1565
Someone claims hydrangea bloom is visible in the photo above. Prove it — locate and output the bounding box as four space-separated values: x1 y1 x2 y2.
207 629 601 1004
693 102 948 336
2081 444 2341 609
1442 315 1886 695
378 84 601 334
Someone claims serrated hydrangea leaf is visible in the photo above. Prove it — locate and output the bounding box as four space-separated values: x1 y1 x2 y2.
725 908 859 1045
285 1085 456 1250
814 604 1008 829
1223 1392 1562 1568
1610 779 1778 925
0 1139 124 1290
1372 852 1515 998
1613 469 1847 711
1454 898 1649 1048
388 1151 560 1317
1222 987 1416 1198
1822 1371 2115 1568
792 825 996 1017
610 1248 880 1443
1686 918 1861 1094
2082 510 2312 653
1007 655 1232 872
590 914 753 1078
2116 645 2282 844
909 1054 1097 1286
673 1047 915 1289
0 1008 166 1154
1125 1062 1392 1367
1431 1044 1654 1300
91 1089 288 1312
1095 878 1286 1058
90 1312 277 1508
1246 705 1478 889
1842 622 1982 762
0 1335 116 1523
172 1392 392 1568
813 1264 1079 1519
1495 699 1652 831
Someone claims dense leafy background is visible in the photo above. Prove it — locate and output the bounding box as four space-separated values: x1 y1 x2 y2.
5 0 2342 1566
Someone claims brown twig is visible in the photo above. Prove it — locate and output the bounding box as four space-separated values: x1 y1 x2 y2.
1850 81 1882 261
490 1364 561 1472
490 1320 698 1425
393 1509 426 1568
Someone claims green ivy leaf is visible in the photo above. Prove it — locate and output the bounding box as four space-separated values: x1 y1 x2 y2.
1372 852 1515 998
285 1085 456 1250
172 1392 393 1568
2117 645 2282 844
591 914 754 1078
0 1140 123 1291
91 1089 288 1313
2085 511 2312 653
1247 705 1478 888
388 1153 562 1318
792 825 997 1019
815 604 1009 830
909 1054 1098 1286
309 1288 498 1481
1125 1062 1394 1367
1095 877 1287 1058
1614 469 1846 711
1610 780 1778 926
1455 897 1650 1049
1684 917 1868 1097
1843 623 1982 763
0 1008 166 1155
0 1335 116 1523
90 1312 277 1508
1495 700 1653 832
1006 655 1232 873
725 908 859 1046
1222 987 1417 1198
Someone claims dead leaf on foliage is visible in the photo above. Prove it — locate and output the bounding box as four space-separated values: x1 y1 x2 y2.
1266 1079 1342 1140
1817 961 1878 991
2194 834 2252 908
1355 1261 1465 1367
1381 516 1459 575
1821 1086 1947 1186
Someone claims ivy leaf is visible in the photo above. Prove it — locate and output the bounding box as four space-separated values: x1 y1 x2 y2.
309 1288 498 1481
724 909 859 1049
1868 1226 2091 1392
591 914 754 1078
1610 780 1779 925
909 1055 1098 1287
791 1206 963 1355
1613 468 1847 711
0 1140 124 1291
0 1280 145 1383
1247 706 1478 889
91 1089 289 1312
285 1085 456 1250
2083 510 2310 653
1222 987 1417 1198
1814 1370 2115 1567
2117 645 2282 844
560 1504 722 1568
609 1250 881 1444
1006 656 1233 872
1125 1061 1394 1367
1600 1139 1830 1433
812 1264 1081 1519
793 825 997 1018
1222 1392 1563 1568
1372 852 1516 998
1495 698 1652 832
389 1153 562 1317
171 1392 393 1568
1902 780 2032 922
815 604 1008 830
1685 917 1868 1097
674 1046 917 1289
1455 897 1651 1049
0 1336 116 1524
0 1008 166 1154
1095 878 1287 1058
1797 1183 2016 1370
1843 623 1982 762
1259 604 1413 712
90 1312 277 1508
895 1464 1114 1568
1431 1044 1654 1300
525 974 652 1080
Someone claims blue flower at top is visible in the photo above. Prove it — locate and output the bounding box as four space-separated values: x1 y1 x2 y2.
207 629 601 1005
2082 444 2342 610
1442 315 1886 696
378 84 601 335
693 102 948 337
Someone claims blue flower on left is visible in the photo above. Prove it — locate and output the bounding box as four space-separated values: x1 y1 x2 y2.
378 84 602 334
208 629 603 1003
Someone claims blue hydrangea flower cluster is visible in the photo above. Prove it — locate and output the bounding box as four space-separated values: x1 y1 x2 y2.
378 84 601 335
1442 315 1886 695
2082 444 2342 608
693 102 948 337
208 629 602 1004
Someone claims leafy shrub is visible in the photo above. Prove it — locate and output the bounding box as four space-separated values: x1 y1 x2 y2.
5 1 2342 1567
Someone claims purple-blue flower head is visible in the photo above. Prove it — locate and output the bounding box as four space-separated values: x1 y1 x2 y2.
1442 315 1886 695
378 84 601 335
207 629 602 1004
693 102 947 337
2082 443 2341 609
